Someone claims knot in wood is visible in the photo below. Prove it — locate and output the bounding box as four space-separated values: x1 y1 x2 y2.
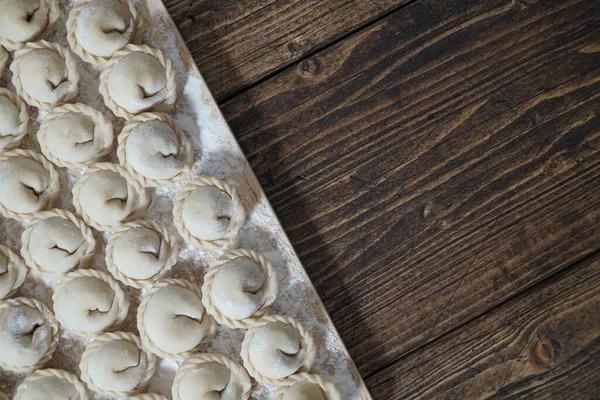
534 338 559 364
288 40 303 53
299 59 320 76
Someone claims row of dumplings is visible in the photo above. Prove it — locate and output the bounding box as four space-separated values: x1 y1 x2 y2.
0 0 342 399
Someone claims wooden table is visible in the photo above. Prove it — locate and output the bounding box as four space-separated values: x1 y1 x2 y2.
164 0 600 397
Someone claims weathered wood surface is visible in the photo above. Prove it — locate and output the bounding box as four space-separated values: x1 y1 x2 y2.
221 0 600 377
366 251 600 399
166 0 600 396
163 0 411 101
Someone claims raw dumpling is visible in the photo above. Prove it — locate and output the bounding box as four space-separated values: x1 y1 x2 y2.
0 88 29 150
274 373 342 400
137 279 217 359
118 112 194 187
79 331 156 397
0 0 59 50
172 353 251 400
99 44 176 119
14 369 89 400
241 316 315 385
202 249 279 329
21 209 96 277
0 244 27 300
52 269 129 337
38 103 113 169
67 0 144 66
11 40 79 110
0 46 8 76
0 150 60 221
174 177 245 250
106 221 179 288
72 162 148 231
0 297 59 372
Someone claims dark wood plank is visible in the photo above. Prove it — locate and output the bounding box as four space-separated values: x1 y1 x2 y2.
221 0 600 377
163 0 411 101
366 251 600 399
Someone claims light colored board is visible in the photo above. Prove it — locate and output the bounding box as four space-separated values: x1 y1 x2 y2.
0 0 371 399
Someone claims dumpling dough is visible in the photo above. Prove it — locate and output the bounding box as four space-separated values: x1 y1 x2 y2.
52 269 129 337
118 113 194 187
11 40 79 110
100 45 176 119
0 46 8 76
67 0 143 66
241 316 315 384
0 0 59 50
0 150 59 220
185 186 233 240
106 221 178 288
21 210 96 277
0 88 29 150
137 279 216 359
0 244 27 300
172 353 251 400
38 104 113 168
275 374 342 400
72 163 148 231
282 382 325 400
174 178 245 249
80 332 156 396
0 298 59 371
203 249 279 328
14 369 89 400
0 391 7 400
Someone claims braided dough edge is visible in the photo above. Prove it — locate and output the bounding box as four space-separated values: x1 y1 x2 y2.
14 368 89 400
173 177 246 250
10 40 79 110
71 162 149 232
202 248 279 329
79 331 157 397
128 394 169 400
51 269 129 337
0 297 60 372
0 87 29 151
274 372 342 400
0 244 27 300
20 209 96 278
117 112 194 187
240 315 316 385
0 0 59 50
99 44 176 119
172 353 252 400
0 149 60 221
66 0 145 67
105 220 179 288
137 278 217 359
38 103 114 169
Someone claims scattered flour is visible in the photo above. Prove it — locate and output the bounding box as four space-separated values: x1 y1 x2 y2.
0 0 367 399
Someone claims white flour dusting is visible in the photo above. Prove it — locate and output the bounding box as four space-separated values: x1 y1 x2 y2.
0 1 368 399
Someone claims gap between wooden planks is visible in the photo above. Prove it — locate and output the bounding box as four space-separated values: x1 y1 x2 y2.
164 0 414 101
367 249 600 398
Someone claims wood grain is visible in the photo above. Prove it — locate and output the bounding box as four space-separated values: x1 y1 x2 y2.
163 0 412 101
220 0 600 377
366 252 600 399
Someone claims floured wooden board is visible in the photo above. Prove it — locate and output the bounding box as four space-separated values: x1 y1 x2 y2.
0 0 372 399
